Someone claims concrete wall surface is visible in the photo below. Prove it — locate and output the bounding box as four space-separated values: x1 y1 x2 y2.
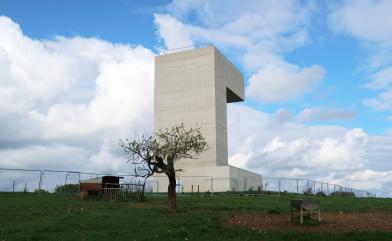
152 165 262 193
154 46 243 168
153 46 261 193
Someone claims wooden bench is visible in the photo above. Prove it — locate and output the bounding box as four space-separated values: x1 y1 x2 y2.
290 199 321 224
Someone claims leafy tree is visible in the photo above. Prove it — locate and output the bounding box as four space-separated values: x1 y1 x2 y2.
120 123 207 211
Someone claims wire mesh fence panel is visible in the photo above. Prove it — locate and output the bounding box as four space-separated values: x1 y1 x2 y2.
178 176 212 193
0 167 377 197
144 180 155 193
150 175 214 193
42 171 81 194
0 169 42 192
278 178 297 194
263 178 281 193
102 184 144 201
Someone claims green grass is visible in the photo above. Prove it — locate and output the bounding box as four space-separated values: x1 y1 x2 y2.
1 193 392 241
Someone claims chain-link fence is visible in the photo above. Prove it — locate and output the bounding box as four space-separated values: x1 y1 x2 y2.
0 167 376 197
262 177 374 198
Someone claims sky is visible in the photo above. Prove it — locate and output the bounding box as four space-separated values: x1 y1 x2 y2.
0 0 392 196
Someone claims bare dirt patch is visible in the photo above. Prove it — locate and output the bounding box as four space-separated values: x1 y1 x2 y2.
225 212 392 233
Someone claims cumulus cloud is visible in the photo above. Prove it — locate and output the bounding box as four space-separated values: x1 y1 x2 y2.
0 16 155 173
154 0 326 103
154 14 193 50
1 11 392 197
344 169 392 190
227 104 392 195
274 108 294 122
246 62 325 103
329 0 392 115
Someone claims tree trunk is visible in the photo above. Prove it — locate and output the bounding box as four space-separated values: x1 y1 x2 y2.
167 174 176 211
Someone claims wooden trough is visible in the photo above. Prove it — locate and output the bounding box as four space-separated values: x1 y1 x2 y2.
290 199 321 224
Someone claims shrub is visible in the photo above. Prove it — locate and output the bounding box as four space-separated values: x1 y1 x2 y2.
55 184 79 194
303 187 313 196
257 185 262 192
330 191 355 197
316 191 327 197
34 189 49 194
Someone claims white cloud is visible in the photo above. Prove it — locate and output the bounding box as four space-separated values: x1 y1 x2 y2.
274 108 294 122
246 62 325 103
0 16 155 173
335 169 392 192
227 104 392 195
329 0 392 44
0 145 89 170
163 0 313 54
154 14 193 50
154 0 326 103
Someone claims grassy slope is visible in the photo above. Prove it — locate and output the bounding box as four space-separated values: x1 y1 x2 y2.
1 193 392 241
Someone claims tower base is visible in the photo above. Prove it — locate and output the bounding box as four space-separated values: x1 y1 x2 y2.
152 165 262 193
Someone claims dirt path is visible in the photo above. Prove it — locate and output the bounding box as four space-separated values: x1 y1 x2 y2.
225 212 392 233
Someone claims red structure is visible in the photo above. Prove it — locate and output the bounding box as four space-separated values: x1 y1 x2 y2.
79 176 123 197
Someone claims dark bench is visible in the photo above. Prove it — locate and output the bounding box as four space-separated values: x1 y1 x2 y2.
290 199 321 224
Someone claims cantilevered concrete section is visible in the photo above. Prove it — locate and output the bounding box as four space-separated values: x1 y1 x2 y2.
154 46 261 192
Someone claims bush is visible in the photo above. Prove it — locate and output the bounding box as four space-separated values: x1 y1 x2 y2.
303 187 313 196
34 189 49 194
316 191 327 197
330 191 355 197
247 187 254 193
55 184 79 194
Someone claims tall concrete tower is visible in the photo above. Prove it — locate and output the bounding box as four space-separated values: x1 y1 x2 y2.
154 46 261 192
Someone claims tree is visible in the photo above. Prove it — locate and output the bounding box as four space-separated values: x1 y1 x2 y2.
120 123 207 211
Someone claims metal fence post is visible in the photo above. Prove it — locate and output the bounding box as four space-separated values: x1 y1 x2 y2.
38 170 43 190
210 177 213 194
77 172 81 195
13 180 15 192
296 179 299 194
64 173 68 185
278 179 281 194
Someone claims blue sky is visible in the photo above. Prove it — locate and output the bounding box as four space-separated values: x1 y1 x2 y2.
0 1 165 47
1 0 392 196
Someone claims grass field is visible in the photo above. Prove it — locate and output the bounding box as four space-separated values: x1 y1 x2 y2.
1 193 392 241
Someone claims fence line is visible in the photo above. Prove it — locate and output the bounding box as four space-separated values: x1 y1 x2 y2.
0 167 376 197
101 183 144 201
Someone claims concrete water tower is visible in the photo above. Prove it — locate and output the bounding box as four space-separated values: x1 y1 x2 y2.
153 46 261 192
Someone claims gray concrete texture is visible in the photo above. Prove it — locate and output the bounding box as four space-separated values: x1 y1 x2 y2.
154 46 261 192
